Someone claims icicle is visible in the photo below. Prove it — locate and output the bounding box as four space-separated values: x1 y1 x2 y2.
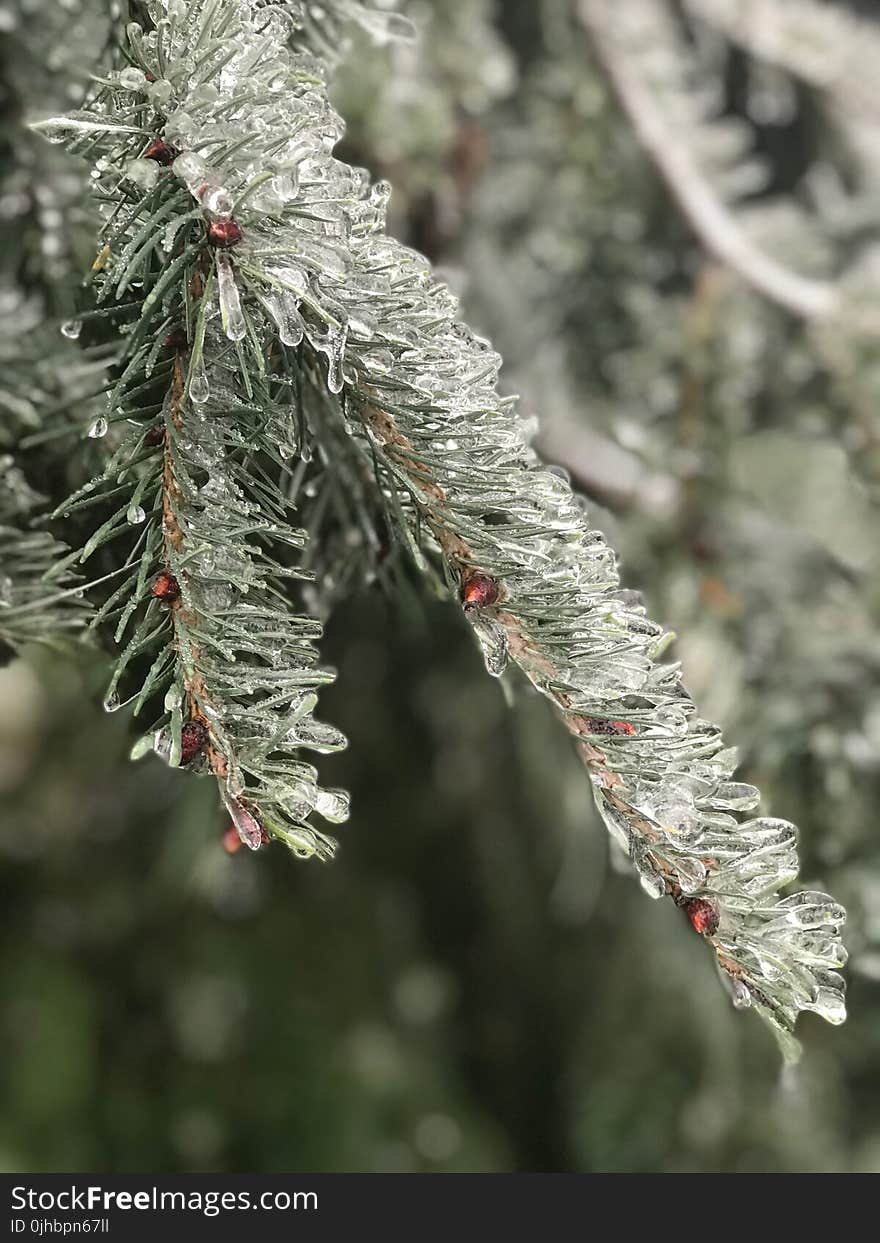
806 981 847 1025
265 291 305 347
216 252 246 341
188 356 210 404
314 788 351 824
30 113 144 143
316 322 348 394
284 719 348 753
469 614 509 678
172 150 211 199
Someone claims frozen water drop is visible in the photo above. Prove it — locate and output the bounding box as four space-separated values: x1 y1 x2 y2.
126 157 159 190
271 171 298 202
265 291 304 347
216 252 246 341
282 827 320 858
326 355 344 394
61 319 82 340
164 109 196 145
370 180 392 211
204 186 233 216
285 718 348 754
469 614 509 677
808 984 846 1025
270 264 308 295
188 357 209 404
164 683 183 711
147 78 173 106
638 871 665 900
315 323 348 395
126 503 146 525
348 311 376 339
314 788 351 824
103 692 120 713
639 792 701 843
732 981 752 1010
119 66 147 91
173 150 210 197
153 728 171 761
88 416 108 439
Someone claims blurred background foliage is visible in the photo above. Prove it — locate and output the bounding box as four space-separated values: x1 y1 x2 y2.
1 0 879 1171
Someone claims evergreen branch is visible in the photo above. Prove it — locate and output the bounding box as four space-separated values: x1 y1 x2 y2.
0 459 87 656
41 0 846 1054
578 0 838 324
65 318 349 857
0 0 115 654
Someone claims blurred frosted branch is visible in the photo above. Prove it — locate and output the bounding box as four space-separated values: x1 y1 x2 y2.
0 0 114 652
0 459 87 654
683 0 880 123
579 0 838 322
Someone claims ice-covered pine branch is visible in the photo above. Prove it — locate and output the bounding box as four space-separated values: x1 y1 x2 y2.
40 0 845 1057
